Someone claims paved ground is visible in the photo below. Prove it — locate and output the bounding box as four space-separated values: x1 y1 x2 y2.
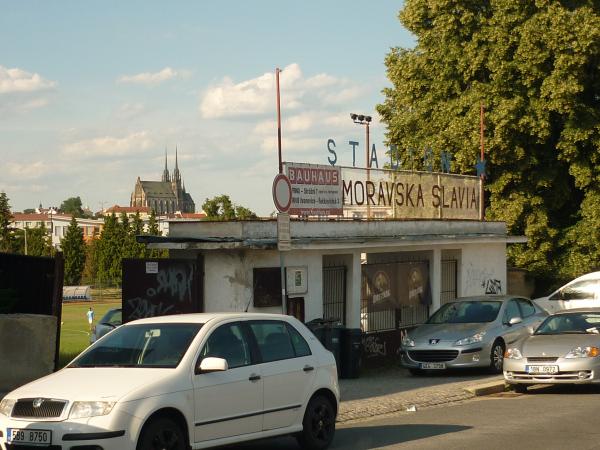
338 366 501 422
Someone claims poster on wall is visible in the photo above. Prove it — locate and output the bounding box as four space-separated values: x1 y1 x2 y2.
362 261 431 312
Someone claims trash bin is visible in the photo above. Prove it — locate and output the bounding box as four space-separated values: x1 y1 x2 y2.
306 318 342 376
340 328 362 379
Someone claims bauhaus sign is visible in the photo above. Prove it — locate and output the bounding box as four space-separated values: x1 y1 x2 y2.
284 162 481 220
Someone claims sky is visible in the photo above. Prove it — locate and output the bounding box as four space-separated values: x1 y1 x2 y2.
0 1 415 216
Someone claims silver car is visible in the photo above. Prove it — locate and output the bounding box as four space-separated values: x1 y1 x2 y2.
89 308 122 344
504 308 600 392
400 296 547 374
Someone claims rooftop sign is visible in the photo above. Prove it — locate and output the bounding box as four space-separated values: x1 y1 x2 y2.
284 162 481 220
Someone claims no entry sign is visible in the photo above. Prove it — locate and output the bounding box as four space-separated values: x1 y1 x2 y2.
272 173 292 213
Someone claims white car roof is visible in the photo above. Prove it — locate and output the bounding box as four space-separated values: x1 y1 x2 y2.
126 312 295 326
571 271 600 283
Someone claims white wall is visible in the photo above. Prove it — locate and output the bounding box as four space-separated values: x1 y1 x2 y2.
460 243 507 296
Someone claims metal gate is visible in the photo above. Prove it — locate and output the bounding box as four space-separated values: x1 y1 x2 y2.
322 266 346 324
441 259 458 304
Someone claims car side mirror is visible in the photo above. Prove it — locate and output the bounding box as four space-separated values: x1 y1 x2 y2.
509 317 522 326
197 357 228 374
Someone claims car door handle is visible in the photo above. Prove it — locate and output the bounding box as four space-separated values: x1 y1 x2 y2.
249 374 261 381
303 365 314 372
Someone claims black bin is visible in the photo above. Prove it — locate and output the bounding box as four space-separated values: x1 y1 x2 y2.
306 319 342 376
340 328 362 379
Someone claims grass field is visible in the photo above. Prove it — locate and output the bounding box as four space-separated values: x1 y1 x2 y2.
59 298 121 367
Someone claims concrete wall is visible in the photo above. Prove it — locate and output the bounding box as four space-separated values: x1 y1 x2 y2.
460 243 507 296
0 314 57 391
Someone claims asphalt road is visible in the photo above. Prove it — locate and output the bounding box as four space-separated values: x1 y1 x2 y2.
224 384 600 450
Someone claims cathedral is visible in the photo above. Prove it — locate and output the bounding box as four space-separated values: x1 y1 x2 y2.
130 148 196 214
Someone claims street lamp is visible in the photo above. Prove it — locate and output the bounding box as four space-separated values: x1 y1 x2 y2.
351 113 373 219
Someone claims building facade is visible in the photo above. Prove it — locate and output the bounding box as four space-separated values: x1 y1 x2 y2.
130 149 195 215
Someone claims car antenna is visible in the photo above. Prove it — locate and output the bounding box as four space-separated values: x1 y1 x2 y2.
244 297 252 313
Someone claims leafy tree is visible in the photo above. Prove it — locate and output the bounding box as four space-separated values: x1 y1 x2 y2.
130 211 147 258
147 210 160 236
82 238 100 284
377 0 600 288
23 208 36 214
62 216 86 285
60 196 84 218
202 195 257 220
0 192 13 252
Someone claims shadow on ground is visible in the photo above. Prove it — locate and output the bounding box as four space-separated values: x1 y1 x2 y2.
340 366 499 402
221 424 471 449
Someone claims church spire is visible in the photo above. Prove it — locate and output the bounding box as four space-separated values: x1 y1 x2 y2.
173 145 181 184
162 147 170 182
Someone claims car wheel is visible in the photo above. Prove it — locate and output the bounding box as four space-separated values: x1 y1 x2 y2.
513 384 528 394
137 416 187 450
296 395 336 450
489 339 505 374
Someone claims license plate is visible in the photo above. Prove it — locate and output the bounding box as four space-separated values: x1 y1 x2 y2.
526 365 559 374
420 362 446 369
7 428 52 445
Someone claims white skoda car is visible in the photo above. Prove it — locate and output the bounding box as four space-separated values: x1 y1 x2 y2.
0 313 339 450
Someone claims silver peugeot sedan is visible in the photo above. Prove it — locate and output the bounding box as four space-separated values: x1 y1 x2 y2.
504 308 600 392
400 296 547 374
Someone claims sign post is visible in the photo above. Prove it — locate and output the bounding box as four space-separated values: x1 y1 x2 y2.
273 174 292 314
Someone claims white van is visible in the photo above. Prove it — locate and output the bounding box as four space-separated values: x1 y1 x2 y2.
534 271 600 314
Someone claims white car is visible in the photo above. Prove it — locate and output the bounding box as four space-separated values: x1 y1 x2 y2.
0 313 339 450
534 271 600 314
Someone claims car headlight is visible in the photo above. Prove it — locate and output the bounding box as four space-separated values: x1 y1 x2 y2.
402 335 415 347
565 346 600 359
69 401 116 419
0 399 15 417
454 332 486 346
504 348 523 360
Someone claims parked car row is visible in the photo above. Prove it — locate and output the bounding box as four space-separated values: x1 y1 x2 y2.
400 272 600 394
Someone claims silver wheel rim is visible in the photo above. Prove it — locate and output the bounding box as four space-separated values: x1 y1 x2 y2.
493 345 504 370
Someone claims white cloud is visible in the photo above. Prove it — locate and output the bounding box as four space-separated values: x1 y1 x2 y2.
63 131 155 158
0 66 56 94
115 102 147 120
117 67 189 86
199 63 362 119
6 161 52 180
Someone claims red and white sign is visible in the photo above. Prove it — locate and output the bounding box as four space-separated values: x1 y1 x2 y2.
272 174 292 213
284 163 343 216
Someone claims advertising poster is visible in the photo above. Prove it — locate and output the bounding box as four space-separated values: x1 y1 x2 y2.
284 162 343 216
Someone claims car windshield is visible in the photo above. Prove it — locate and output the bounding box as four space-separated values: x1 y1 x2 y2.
70 323 202 368
427 301 501 324
535 313 600 335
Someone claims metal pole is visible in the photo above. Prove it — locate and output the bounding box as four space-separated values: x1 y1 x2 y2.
479 104 485 221
275 68 286 313
276 68 283 174
366 121 371 219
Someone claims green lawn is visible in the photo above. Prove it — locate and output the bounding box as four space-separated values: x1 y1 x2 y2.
59 299 121 367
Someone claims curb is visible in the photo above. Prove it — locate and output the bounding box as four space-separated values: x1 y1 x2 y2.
464 380 507 396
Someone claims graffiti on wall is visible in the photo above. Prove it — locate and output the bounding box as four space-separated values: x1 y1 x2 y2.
122 259 200 322
362 335 387 358
465 265 503 295
483 279 502 294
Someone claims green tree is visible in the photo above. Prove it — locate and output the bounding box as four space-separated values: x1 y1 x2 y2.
97 213 122 285
202 195 257 220
23 224 52 257
0 192 13 252
60 196 84 218
147 210 160 236
377 0 600 287
131 211 147 258
62 216 86 285
82 238 100 283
